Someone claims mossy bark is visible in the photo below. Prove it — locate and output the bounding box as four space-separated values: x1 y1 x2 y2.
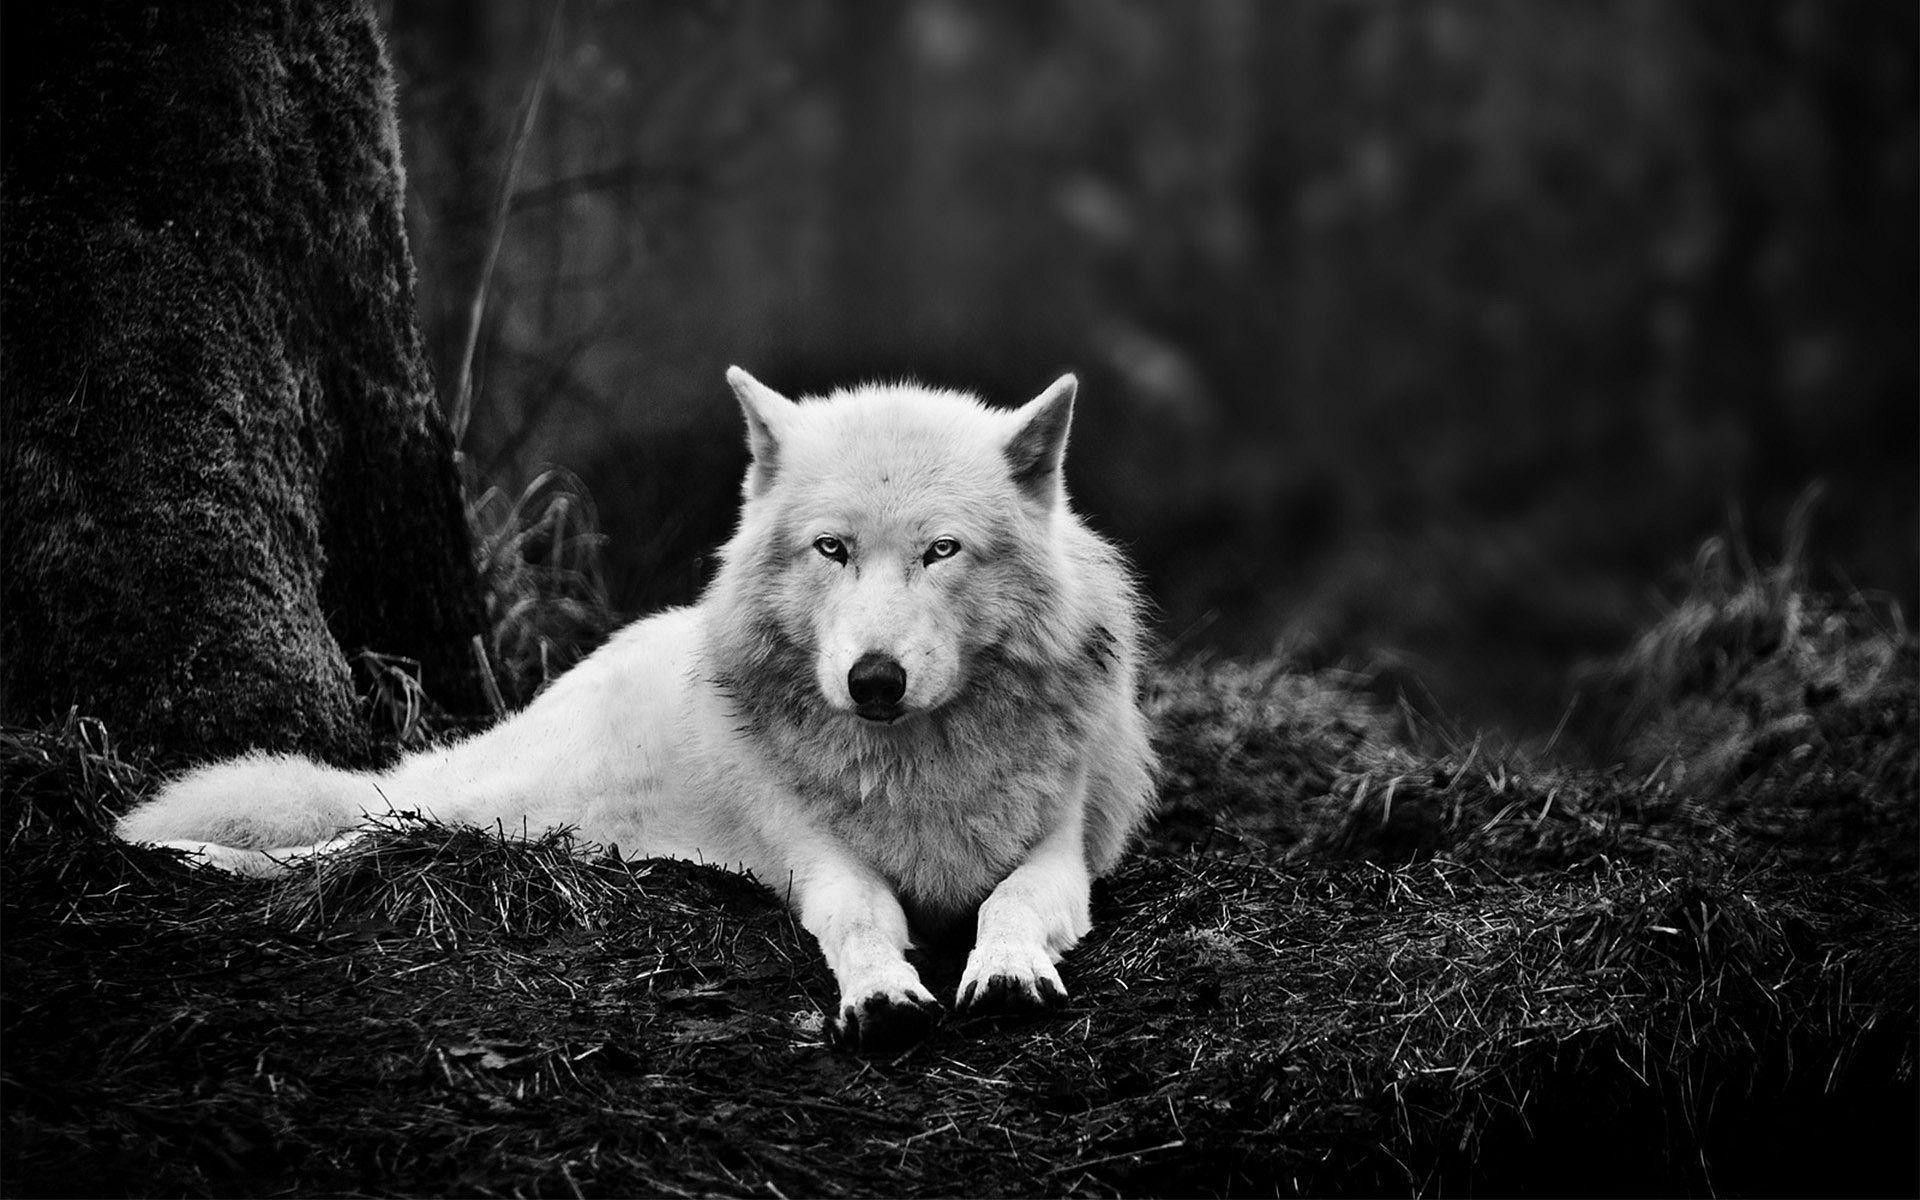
1 0 489 767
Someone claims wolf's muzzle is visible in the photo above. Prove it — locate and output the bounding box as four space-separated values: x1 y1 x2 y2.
848 652 907 723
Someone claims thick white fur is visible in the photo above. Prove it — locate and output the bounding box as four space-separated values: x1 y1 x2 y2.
118 368 1157 1045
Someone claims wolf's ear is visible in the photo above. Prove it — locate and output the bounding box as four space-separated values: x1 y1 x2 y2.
1004 373 1077 507
727 366 794 497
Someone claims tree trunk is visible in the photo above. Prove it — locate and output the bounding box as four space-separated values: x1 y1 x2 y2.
1 0 490 767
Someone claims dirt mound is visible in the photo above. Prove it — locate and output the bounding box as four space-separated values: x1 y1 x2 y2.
3 556 1914 1196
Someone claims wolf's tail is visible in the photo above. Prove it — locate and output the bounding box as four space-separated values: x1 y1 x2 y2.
117 752 384 872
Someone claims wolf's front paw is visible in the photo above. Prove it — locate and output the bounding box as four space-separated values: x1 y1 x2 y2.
956 942 1068 1015
832 984 943 1054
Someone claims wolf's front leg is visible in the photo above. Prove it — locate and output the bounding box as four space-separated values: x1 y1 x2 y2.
787 845 943 1053
957 785 1093 1014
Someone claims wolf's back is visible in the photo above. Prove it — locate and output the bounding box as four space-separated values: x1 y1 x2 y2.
118 752 373 853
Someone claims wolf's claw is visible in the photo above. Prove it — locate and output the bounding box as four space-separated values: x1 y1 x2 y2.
956 935 1069 1017
956 971 1067 1015
832 991 943 1054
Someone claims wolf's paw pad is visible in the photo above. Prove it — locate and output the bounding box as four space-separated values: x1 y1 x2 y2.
832 990 943 1054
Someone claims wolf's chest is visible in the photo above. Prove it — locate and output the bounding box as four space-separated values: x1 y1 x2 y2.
822 758 1051 916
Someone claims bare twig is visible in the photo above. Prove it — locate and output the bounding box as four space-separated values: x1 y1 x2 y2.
450 0 568 448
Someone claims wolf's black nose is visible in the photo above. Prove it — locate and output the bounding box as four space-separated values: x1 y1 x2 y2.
848 653 907 710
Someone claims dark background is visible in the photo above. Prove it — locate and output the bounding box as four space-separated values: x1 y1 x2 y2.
384 0 1917 736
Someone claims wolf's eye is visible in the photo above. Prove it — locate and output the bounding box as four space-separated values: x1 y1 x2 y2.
813 535 848 563
923 537 961 565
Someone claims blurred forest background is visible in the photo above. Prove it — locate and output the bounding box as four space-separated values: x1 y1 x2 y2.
381 0 1916 737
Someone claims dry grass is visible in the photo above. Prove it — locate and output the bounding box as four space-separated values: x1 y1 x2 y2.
352 650 437 750
467 467 616 709
1578 490 1910 789
260 818 631 945
3 534 1914 1196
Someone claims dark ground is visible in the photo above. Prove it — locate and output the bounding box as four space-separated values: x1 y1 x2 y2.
2 550 1915 1197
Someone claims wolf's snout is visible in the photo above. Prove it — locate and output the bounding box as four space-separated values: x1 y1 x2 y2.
848 653 907 721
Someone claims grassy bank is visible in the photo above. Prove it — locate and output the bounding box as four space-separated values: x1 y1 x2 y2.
3 549 1913 1197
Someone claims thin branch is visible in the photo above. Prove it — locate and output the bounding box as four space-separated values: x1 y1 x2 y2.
450 0 567 449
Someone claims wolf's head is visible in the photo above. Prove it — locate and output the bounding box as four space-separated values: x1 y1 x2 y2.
711 368 1082 727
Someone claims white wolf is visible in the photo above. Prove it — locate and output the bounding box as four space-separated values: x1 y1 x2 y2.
117 368 1156 1051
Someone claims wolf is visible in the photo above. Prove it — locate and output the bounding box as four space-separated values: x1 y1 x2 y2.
117 367 1157 1051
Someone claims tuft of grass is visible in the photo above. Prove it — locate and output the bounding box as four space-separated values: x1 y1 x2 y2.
467 467 617 709
347 466 622 750
263 816 631 944
1578 489 1909 789
1565 497 1918 886
352 649 437 751
1720 636 1918 886
0 708 148 847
